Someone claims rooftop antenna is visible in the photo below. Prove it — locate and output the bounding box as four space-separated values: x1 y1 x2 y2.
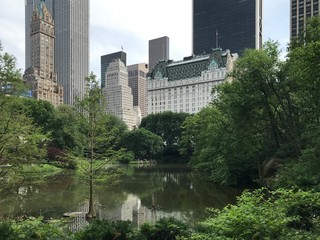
215 29 219 49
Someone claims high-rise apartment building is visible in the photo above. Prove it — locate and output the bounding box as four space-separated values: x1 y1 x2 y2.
148 36 169 72
100 51 127 88
128 63 148 118
193 0 262 56
105 59 139 130
290 0 319 38
24 1 63 106
25 0 89 105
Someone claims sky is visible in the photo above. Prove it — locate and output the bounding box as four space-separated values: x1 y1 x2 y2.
0 0 289 81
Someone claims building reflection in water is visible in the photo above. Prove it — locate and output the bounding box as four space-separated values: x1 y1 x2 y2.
68 194 187 232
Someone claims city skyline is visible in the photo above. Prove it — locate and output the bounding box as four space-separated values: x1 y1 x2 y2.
0 0 289 81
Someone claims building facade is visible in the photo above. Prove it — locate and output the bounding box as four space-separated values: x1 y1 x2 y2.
104 59 139 130
148 49 237 115
24 0 63 106
193 0 262 56
128 63 148 119
101 51 127 88
148 36 169 73
290 0 319 38
25 0 89 105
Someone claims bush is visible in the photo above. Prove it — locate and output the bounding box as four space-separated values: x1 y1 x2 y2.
139 217 190 240
0 218 71 240
0 222 16 240
190 188 320 239
118 151 135 164
74 220 134 240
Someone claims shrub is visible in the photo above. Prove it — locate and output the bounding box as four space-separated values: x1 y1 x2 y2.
74 220 134 240
191 188 320 239
139 217 190 240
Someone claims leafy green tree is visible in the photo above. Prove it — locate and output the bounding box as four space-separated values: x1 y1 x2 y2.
49 105 87 155
19 98 55 131
140 111 190 162
121 128 163 160
275 17 320 189
77 72 126 218
76 72 106 218
0 42 46 174
95 113 128 155
180 41 302 185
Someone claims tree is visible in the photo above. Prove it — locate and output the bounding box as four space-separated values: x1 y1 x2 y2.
49 105 87 155
0 42 46 176
180 41 300 185
76 72 125 219
139 111 190 162
76 72 105 218
121 128 163 160
94 113 128 156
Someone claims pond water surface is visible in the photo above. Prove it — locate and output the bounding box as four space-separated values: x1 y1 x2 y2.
0 164 243 230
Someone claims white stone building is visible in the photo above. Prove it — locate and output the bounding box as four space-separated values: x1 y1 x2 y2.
147 49 237 115
104 59 139 130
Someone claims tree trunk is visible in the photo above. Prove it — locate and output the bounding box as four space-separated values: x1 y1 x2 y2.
86 171 96 218
86 126 96 219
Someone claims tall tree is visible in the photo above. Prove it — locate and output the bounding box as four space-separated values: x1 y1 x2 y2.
0 42 46 173
122 128 163 160
140 111 190 161
76 72 126 218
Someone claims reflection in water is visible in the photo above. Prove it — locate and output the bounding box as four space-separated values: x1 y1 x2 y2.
0 164 243 231
69 194 187 232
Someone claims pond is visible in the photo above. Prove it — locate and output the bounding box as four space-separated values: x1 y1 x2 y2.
0 164 243 230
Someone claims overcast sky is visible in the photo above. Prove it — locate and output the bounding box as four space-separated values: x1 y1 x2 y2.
0 0 289 81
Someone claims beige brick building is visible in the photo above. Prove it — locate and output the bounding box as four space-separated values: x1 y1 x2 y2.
24 0 63 107
128 63 148 119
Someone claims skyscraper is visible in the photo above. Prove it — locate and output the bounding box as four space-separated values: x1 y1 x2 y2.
100 51 127 88
25 0 89 105
24 0 63 106
128 63 148 118
25 0 53 70
104 59 138 130
193 0 263 55
148 36 169 72
290 0 319 38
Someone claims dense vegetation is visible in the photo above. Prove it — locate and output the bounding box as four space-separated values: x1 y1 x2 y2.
180 18 320 189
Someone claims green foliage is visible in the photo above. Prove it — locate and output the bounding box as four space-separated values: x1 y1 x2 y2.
115 150 135 164
0 43 47 170
19 98 55 131
95 114 128 154
49 105 87 155
139 217 190 240
74 220 134 240
192 188 320 239
0 221 16 240
140 112 190 162
121 128 163 160
0 218 71 240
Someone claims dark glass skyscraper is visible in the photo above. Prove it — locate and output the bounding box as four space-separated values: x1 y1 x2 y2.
193 0 262 55
290 0 319 38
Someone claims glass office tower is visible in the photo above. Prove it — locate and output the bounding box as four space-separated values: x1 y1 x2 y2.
290 0 319 38
193 0 262 55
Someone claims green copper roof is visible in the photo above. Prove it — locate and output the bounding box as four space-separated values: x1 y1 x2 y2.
150 48 230 81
